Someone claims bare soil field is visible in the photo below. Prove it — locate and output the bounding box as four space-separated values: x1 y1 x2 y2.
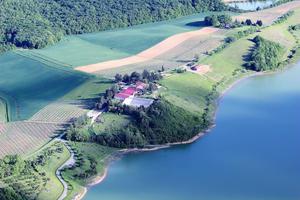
75 27 220 73
234 0 300 25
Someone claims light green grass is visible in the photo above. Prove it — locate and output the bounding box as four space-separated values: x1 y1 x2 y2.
160 72 215 114
93 113 131 133
203 38 253 81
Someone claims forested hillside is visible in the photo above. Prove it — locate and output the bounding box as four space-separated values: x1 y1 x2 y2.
0 0 226 52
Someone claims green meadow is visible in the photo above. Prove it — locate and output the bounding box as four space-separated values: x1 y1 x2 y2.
30 13 215 67
160 72 215 114
0 52 89 121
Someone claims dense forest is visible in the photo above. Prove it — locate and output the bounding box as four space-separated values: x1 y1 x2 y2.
0 0 226 53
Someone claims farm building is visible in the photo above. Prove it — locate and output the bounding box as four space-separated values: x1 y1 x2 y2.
123 96 154 108
136 81 147 91
115 87 137 100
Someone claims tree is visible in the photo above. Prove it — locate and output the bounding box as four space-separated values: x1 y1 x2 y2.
256 20 263 27
122 74 130 83
245 19 252 26
161 65 165 72
142 69 150 80
130 72 141 82
114 73 122 82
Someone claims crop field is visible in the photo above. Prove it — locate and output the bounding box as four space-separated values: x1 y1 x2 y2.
96 31 226 77
160 72 216 114
30 12 219 67
0 121 63 157
0 98 8 122
29 101 88 124
0 52 89 121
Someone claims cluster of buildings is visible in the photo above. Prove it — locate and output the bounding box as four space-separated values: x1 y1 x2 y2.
114 81 154 108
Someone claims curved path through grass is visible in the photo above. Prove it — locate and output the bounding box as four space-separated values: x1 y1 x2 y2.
56 138 76 200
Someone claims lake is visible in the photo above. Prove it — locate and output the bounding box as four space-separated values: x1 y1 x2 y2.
84 62 300 200
228 0 276 11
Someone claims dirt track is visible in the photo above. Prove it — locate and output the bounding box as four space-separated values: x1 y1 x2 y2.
75 27 219 73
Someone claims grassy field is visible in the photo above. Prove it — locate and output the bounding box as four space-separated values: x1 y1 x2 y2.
203 38 253 81
62 142 116 199
160 72 216 114
93 113 132 133
0 52 89 121
29 12 225 67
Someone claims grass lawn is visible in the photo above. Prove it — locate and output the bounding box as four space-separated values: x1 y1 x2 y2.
160 72 215 114
203 38 253 81
93 113 132 133
62 142 116 199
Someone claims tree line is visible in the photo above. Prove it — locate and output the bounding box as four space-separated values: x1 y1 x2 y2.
0 0 227 53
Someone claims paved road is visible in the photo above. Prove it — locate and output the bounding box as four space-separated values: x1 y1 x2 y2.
56 138 76 200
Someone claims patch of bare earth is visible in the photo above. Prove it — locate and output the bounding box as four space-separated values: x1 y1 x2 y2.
234 0 300 25
75 27 220 73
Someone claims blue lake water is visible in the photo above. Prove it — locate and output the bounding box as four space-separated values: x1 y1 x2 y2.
229 1 276 11
84 62 300 200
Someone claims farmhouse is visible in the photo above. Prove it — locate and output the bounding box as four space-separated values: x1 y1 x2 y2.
115 87 137 100
136 81 147 91
114 81 155 108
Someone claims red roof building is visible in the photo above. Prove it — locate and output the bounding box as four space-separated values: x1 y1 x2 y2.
136 81 147 90
115 87 137 100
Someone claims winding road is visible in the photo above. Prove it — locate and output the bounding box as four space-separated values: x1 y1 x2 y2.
56 138 76 200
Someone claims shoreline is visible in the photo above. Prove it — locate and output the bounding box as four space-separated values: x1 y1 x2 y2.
70 36 300 200
71 70 269 200
71 59 300 200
